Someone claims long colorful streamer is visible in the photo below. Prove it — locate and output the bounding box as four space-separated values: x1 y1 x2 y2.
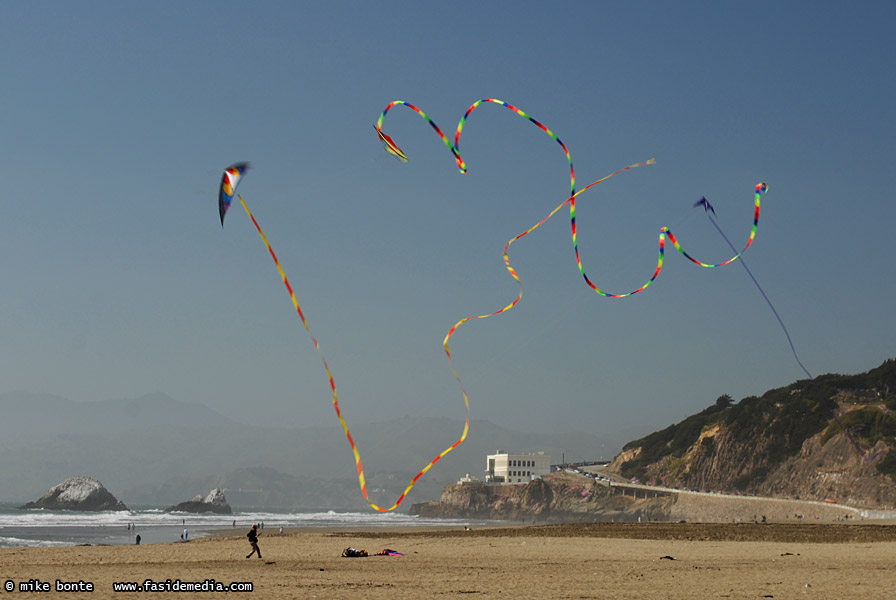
232 195 398 510
366 99 648 509
231 195 401 510
570 181 767 298
218 165 386 509
235 190 472 511
221 102 769 513
221 165 477 510
370 99 768 511
365 99 586 510
376 101 764 297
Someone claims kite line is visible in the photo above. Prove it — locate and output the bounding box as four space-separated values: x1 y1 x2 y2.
699 190 886 463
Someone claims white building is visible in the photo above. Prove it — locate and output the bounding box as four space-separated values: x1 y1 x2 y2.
485 450 551 484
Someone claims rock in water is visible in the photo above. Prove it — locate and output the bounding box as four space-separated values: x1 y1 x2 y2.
19 476 127 511
165 488 232 514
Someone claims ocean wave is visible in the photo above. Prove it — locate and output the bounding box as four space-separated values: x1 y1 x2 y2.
0 506 483 548
0 506 471 529
0 536 71 548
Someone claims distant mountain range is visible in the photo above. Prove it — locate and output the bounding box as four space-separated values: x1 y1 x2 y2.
7 357 895 511
0 392 634 510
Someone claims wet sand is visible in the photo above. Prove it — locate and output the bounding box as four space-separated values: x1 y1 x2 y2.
2 523 895 599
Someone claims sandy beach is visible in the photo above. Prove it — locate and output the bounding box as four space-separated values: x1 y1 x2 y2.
2 523 895 599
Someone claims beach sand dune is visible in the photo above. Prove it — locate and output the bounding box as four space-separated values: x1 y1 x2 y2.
2 524 895 599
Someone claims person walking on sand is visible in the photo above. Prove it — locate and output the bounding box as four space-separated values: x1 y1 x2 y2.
246 524 262 559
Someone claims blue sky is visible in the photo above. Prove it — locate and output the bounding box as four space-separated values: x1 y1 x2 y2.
3 1 894 441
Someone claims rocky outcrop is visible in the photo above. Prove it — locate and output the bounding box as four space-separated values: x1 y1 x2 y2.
758 431 894 506
411 472 673 522
165 488 231 514
19 476 127 511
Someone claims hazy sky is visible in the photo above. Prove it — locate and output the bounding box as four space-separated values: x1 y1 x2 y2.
3 1 893 439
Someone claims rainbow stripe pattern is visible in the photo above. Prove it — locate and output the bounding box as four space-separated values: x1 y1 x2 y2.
372 100 768 509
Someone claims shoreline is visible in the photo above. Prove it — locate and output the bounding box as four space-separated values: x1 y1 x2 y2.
3 523 896 598
0 504 486 549
219 520 896 543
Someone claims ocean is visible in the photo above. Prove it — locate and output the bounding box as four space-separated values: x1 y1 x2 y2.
0 504 478 548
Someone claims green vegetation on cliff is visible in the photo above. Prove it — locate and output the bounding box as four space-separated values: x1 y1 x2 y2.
619 358 896 487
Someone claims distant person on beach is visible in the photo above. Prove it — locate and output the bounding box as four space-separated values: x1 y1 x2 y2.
183 528 189 541
135 534 141 545
246 524 262 559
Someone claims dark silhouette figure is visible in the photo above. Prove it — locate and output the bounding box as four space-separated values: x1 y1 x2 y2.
246 524 261 559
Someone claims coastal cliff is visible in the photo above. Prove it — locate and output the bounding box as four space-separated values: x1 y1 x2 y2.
410 472 672 522
608 359 896 508
410 360 896 522
409 472 875 523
